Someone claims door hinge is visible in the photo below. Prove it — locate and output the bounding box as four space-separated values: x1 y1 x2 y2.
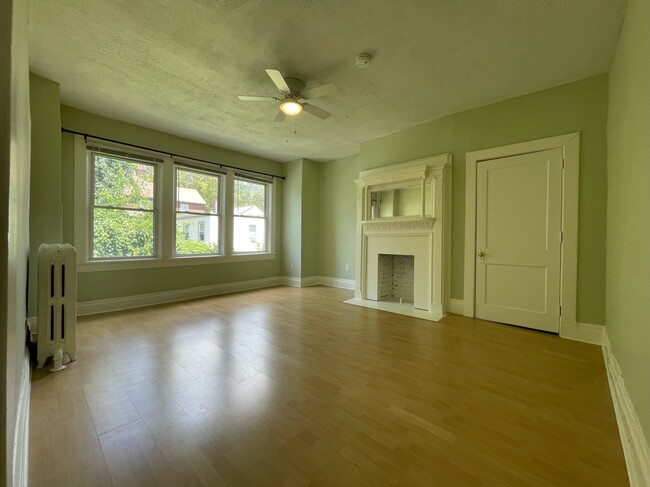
560 230 564 243
562 157 565 169
559 305 562 316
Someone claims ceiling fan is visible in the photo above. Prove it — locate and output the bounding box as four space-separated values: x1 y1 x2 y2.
238 69 337 122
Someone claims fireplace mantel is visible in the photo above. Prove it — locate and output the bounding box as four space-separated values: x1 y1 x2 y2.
362 217 435 234
345 154 451 322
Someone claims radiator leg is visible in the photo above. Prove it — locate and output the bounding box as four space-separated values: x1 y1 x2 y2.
49 348 66 372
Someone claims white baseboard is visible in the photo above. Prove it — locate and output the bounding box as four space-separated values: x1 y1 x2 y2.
318 276 355 290
281 276 356 290
602 332 650 487
13 351 30 487
300 276 320 287
78 276 284 316
44 275 357 318
448 298 464 315
279 276 319 288
281 276 302 287
560 320 605 344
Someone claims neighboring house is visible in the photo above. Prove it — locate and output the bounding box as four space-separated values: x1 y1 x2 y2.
175 187 217 246
233 205 265 252
142 180 219 247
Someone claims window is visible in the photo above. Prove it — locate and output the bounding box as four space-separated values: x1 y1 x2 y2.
90 153 157 259
175 166 221 255
75 137 276 269
233 176 268 253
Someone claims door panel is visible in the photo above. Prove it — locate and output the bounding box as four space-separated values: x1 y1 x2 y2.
484 264 547 312
475 148 562 332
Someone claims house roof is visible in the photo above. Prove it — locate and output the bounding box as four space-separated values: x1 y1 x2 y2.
177 188 206 206
29 0 625 162
141 181 206 206
234 206 264 217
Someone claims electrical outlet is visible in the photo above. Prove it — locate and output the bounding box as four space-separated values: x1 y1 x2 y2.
345 264 350 271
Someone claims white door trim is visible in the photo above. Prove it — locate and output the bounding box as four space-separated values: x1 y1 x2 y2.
463 133 580 331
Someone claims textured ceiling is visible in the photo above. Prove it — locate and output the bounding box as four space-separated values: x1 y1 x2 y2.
29 0 625 162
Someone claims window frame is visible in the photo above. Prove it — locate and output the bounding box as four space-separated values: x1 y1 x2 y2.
88 151 161 261
173 164 225 257
232 174 271 255
73 135 277 272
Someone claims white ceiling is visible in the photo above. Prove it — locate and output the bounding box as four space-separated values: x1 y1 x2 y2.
29 0 625 162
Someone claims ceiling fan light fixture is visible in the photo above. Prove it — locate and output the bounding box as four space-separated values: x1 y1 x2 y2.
280 99 303 116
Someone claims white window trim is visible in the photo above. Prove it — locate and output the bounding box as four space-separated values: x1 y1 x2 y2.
173 164 224 257
233 174 272 255
73 135 277 272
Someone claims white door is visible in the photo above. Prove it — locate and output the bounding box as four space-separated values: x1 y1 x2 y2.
475 148 563 332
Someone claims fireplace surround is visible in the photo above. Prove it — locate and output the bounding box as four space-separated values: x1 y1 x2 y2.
345 154 451 321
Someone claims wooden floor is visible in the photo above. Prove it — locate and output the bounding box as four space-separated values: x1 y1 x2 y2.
29 286 628 486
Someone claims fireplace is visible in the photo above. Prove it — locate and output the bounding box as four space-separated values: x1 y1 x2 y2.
345 154 451 321
378 254 414 304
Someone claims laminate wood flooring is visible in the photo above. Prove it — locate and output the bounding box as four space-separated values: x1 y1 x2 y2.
29 286 628 486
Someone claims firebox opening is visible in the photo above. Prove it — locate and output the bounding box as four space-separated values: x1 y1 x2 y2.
378 254 414 304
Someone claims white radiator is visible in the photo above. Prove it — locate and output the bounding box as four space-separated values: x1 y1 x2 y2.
37 243 77 371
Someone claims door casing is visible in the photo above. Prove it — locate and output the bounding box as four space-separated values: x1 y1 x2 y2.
463 133 580 335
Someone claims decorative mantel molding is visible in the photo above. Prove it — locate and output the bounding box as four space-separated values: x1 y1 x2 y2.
348 154 452 322
362 217 435 233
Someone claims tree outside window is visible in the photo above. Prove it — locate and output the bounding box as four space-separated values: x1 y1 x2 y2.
91 154 156 259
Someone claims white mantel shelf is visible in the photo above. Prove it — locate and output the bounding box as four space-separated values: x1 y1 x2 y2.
348 153 452 323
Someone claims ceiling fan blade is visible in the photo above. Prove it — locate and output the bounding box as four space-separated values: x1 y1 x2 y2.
303 83 337 99
266 69 291 94
238 95 279 102
302 103 330 120
274 111 287 122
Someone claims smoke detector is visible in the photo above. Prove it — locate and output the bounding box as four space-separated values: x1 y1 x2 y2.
356 53 372 68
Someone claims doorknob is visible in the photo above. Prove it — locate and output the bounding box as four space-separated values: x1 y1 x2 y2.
478 251 485 257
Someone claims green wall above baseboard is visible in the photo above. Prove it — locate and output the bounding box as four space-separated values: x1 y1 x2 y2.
319 74 610 325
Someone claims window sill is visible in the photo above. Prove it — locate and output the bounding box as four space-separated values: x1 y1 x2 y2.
77 252 276 272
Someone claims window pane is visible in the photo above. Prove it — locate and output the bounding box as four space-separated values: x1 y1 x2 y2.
176 168 219 214
176 215 219 255
94 155 154 209
92 208 154 258
234 179 265 215
234 216 265 252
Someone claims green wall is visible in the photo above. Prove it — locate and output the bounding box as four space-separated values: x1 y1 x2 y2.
606 0 650 444
28 74 62 314
281 159 302 277
1 0 31 480
318 154 359 281
280 158 321 279
28 100 287 303
300 159 320 278
320 74 609 325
